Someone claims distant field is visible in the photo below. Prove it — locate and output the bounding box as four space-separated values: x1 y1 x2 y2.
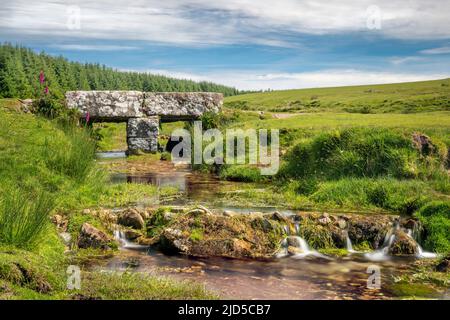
225 79 450 113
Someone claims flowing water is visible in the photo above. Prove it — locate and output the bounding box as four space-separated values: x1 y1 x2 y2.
96 153 443 300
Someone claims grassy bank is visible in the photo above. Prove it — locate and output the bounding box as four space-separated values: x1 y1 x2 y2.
0 99 214 299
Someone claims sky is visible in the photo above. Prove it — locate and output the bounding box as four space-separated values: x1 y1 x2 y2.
1 0 450 90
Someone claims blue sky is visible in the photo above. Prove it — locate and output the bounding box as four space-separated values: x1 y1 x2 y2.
1 0 449 90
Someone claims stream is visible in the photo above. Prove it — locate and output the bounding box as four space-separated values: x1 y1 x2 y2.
95 152 445 300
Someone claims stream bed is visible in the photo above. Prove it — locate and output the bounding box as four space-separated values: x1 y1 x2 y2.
95 153 446 300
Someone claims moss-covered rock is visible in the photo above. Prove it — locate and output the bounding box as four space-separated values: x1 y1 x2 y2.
158 211 284 259
388 230 419 255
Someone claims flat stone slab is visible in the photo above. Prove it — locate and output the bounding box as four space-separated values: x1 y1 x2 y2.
65 91 144 121
66 91 223 121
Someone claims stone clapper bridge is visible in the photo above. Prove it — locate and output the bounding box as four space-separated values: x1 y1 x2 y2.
66 91 223 154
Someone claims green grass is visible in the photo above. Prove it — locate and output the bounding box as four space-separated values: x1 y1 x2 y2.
225 78 450 113
73 271 217 300
94 122 127 151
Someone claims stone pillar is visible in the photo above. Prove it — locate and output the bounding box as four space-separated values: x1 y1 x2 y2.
126 116 159 154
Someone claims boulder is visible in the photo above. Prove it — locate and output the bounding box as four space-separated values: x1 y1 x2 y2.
388 230 419 255
287 246 303 255
51 214 68 231
223 210 237 217
158 210 283 259
118 209 145 229
347 215 394 249
435 255 450 273
77 223 111 250
318 213 332 225
286 236 302 247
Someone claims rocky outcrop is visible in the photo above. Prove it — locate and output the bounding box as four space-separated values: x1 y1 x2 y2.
435 254 450 272
388 230 419 255
118 208 145 229
158 210 284 259
77 223 112 250
347 215 395 249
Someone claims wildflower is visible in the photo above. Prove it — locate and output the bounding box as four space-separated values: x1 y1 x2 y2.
86 111 90 124
39 71 45 84
44 86 49 94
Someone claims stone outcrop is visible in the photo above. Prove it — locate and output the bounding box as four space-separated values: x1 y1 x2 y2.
77 223 112 250
65 91 223 154
117 208 146 229
388 229 419 255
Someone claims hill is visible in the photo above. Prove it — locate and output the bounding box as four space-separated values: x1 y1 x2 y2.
224 79 450 113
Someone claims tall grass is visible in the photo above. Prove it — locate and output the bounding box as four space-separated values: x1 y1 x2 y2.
0 187 54 248
43 124 96 182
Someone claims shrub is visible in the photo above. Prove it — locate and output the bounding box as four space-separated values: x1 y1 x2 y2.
415 201 450 253
32 98 64 119
279 128 446 180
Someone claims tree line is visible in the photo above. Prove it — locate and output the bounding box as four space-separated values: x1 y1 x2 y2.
0 43 240 99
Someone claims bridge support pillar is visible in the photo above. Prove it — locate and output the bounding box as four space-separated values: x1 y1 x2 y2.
126 116 159 155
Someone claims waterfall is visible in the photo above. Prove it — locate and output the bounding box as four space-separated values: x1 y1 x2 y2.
346 235 355 253
283 224 290 236
294 223 300 235
404 230 438 259
114 229 147 249
364 225 397 262
416 245 438 259
288 236 331 260
365 224 438 261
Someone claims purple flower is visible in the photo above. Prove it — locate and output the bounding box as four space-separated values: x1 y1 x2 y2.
86 112 90 124
39 71 45 84
44 86 49 94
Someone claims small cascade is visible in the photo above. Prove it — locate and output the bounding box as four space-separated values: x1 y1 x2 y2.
416 245 438 259
287 236 330 260
365 222 438 261
283 224 290 236
364 225 397 262
346 234 355 253
294 222 300 235
404 230 438 259
276 238 289 258
114 229 147 249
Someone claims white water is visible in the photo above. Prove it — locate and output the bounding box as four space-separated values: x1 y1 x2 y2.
114 230 148 249
285 236 331 260
346 235 356 253
364 225 439 261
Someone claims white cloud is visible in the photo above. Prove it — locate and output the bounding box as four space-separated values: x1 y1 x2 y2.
137 68 450 91
50 44 139 51
420 46 450 55
389 56 425 65
1 0 449 47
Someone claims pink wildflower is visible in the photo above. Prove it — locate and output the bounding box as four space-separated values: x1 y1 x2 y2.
39 71 45 84
44 86 49 94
